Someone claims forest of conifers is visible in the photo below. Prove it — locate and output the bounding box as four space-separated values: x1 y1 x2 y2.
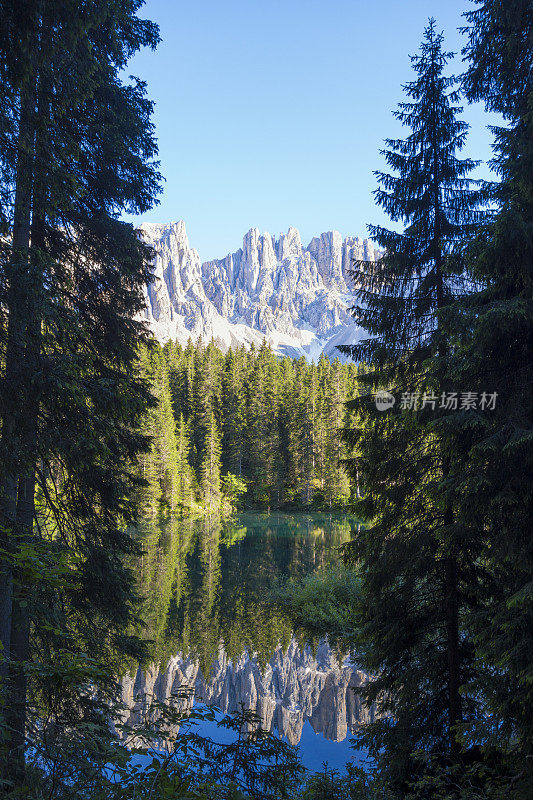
0 1 531 799
138 340 359 513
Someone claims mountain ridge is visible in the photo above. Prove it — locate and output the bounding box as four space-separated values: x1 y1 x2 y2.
140 221 375 360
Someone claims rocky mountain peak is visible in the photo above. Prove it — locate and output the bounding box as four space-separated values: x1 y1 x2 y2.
140 221 376 360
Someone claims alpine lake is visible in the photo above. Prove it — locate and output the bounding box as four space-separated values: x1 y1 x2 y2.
121 513 370 772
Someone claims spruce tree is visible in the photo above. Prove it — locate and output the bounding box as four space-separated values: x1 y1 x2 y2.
0 0 160 788
340 19 482 789
200 411 222 511
288 357 313 505
138 348 180 513
315 354 331 495
136 347 163 513
247 342 283 507
221 347 247 478
323 358 351 508
277 356 297 504
435 1 533 785
176 413 195 512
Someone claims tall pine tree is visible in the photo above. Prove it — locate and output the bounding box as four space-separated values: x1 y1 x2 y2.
200 411 222 511
340 19 482 790
435 1 533 788
0 0 160 788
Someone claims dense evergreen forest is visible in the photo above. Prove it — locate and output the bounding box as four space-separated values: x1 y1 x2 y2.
137 340 359 513
0 1 531 799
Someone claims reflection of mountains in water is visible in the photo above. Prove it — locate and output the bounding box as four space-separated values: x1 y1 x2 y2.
121 638 374 745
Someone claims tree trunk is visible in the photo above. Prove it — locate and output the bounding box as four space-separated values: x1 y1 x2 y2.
0 80 36 682
4 177 45 800
4 473 35 787
445 548 461 741
3 27 47 778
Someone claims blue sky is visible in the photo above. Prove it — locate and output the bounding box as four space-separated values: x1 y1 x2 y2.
124 0 499 261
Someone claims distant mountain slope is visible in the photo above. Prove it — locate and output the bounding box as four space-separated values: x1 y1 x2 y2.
140 221 375 359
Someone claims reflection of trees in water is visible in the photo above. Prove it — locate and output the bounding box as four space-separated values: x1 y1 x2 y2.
130 513 354 674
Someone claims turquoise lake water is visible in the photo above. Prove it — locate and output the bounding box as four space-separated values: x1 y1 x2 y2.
129 512 368 772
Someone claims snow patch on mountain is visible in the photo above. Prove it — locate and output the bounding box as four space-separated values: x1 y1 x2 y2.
139 221 374 360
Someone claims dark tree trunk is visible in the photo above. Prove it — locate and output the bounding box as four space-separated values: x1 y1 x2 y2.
3 201 45 797
445 547 462 738
3 19 47 778
0 89 36 796
0 81 36 681
5 198 44 783
4 472 35 786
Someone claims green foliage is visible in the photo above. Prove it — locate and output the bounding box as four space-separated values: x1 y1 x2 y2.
301 763 387 800
272 564 362 653
12 695 303 800
339 17 487 793
439 0 533 784
201 411 223 511
140 338 360 514
137 346 181 514
0 0 161 792
334 7 532 798
221 473 248 512
1 2 530 799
